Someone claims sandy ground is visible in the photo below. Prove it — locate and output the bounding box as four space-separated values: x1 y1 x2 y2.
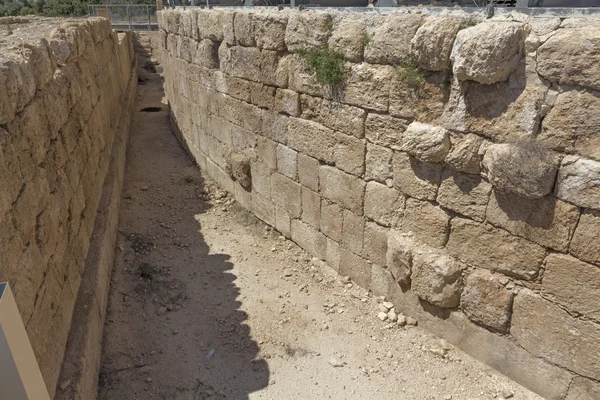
97 42 543 400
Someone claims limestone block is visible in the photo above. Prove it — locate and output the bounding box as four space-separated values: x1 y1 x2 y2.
570 209 600 265
181 10 198 39
219 45 261 82
411 244 464 308
539 90 600 161
333 134 365 177
198 10 224 42
291 219 327 260
388 71 449 123
287 55 328 98
343 63 395 112
253 192 275 226
364 181 404 227
328 20 366 63
262 112 288 145
256 137 277 170
482 142 559 200
486 190 579 252
260 50 288 87
339 250 371 289
285 11 332 51
401 198 449 249
254 13 288 51
275 206 291 238
297 154 319 192
342 209 364 255
446 218 546 280
370 264 396 300
555 156 600 210
0 54 37 123
386 230 414 285
451 22 525 84
301 187 320 228
365 143 393 184
392 152 443 201
364 14 423 65
225 151 251 190
326 238 341 272
300 95 366 139
223 10 236 45
287 118 335 164
444 133 483 174
512 289 600 380
321 200 343 242
437 170 491 222
543 253 600 320
411 16 463 71
401 122 450 163
461 269 513 333
271 172 301 218
276 144 298 180
249 83 276 110
565 377 600 400
537 27 600 91
233 11 255 47
221 97 263 133
275 88 300 117
363 222 388 267
319 166 365 215
365 113 408 150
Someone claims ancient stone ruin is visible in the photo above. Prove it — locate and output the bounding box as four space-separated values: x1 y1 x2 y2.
1 7 600 400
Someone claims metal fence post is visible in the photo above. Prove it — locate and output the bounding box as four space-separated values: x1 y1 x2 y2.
128 4 132 31
148 5 151 30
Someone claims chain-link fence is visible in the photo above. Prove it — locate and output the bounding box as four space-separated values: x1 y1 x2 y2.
89 4 158 30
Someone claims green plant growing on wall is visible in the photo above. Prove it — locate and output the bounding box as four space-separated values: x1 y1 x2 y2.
4 14 12 36
361 31 372 47
396 56 425 88
297 45 346 86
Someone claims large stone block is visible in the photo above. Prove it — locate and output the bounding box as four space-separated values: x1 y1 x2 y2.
301 187 320 228
287 117 335 164
512 289 600 380
386 230 414 285
254 13 288 51
342 63 395 112
364 181 404 227
300 94 365 139
319 166 365 215
537 27 600 91
225 151 251 190
565 377 600 400
392 152 443 201
259 50 288 87
543 253 600 320
363 222 388 267
326 238 341 272
482 142 560 200
365 113 407 150
342 209 364 255
401 122 450 163
444 132 483 175
555 156 600 210
364 14 423 65
271 172 301 218
291 219 327 260
411 16 463 71
437 170 491 222
486 190 579 252
320 200 343 242
197 9 224 42
276 144 298 180
192 39 219 69
451 21 525 85
262 111 289 145
411 244 464 308
461 269 513 333
275 206 291 238
446 218 546 280
233 11 255 47
333 134 365 177
275 88 300 117
339 250 371 289
285 12 331 51
256 136 277 170
328 19 366 63
287 55 329 99
219 45 261 82
570 209 600 265
297 153 319 192
365 143 393 184
400 198 449 249
388 70 449 124
370 264 396 300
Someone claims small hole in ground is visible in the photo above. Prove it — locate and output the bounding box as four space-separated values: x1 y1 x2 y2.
141 107 162 113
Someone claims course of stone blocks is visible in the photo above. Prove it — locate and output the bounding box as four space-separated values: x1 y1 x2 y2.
0 17 136 397
159 8 600 399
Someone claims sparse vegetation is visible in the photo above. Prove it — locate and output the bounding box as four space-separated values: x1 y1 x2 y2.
361 31 372 47
396 56 425 88
4 14 12 35
297 45 346 86
440 74 452 90
458 15 480 31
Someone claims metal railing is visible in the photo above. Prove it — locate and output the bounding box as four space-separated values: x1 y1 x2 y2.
89 4 158 31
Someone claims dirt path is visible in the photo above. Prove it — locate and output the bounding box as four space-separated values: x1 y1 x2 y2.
98 46 543 400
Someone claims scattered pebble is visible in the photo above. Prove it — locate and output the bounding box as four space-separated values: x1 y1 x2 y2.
377 312 388 321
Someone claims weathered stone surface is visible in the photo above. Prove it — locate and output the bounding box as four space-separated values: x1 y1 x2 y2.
262 112 288 145
389 71 449 123
539 90 600 161
233 11 255 47
543 253 600 320
275 88 300 117
276 144 298 180
451 22 525 85
297 153 319 192
291 219 327 260
386 230 414 285
333 134 365 177
512 289 600 380
363 222 388 267
570 209 600 265
400 198 449 249
342 209 364 255
365 113 408 150
254 13 288 51
565 377 600 400
343 63 395 112
444 133 483 174
260 50 289 87
411 244 464 308
446 218 546 280
437 170 491 222
326 238 341 272
287 55 329 99
256 137 277 171
226 151 251 190
365 143 393 184
288 117 335 164
486 190 579 252
339 250 371 289
275 205 291 238
300 94 365 139
319 166 365 215
320 199 342 242
461 269 513 333
555 156 600 210
197 9 224 42
192 39 219 69
370 264 396 300
364 14 423 65
301 187 320 228
482 142 560 199
537 27 600 91
411 16 463 71
393 152 443 201
364 181 404 227
401 122 450 163
285 12 331 51
270 172 301 218
328 19 366 63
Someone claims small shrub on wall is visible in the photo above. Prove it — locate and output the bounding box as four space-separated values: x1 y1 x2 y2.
297 45 346 86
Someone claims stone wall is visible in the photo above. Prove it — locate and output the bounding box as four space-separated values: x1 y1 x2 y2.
158 8 600 399
0 17 136 397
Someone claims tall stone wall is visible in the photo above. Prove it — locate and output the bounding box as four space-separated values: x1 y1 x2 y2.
158 8 600 399
0 17 136 397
